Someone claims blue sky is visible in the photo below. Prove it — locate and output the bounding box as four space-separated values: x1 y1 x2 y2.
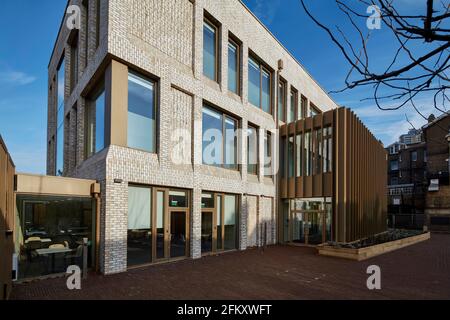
0 0 442 174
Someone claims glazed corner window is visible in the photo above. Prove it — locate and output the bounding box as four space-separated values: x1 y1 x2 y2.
278 80 286 122
288 89 297 123
228 39 240 95
247 126 258 175
264 131 273 177
127 72 157 153
248 55 272 115
85 85 105 158
56 58 65 176
203 19 218 82
202 105 238 170
300 96 307 120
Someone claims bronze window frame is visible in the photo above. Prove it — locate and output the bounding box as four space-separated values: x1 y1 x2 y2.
228 37 241 96
203 17 220 83
201 192 240 256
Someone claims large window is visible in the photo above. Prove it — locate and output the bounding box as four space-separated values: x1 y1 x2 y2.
247 125 258 175
288 136 295 178
203 19 218 81
305 131 312 176
323 127 332 173
300 96 307 120
278 80 286 122
56 58 65 176
314 129 322 175
85 86 105 158
17 195 95 280
202 105 238 170
296 134 303 177
248 56 272 114
310 104 320 117
128 72 157 153
264 131 272 177
288 89 297 123
228 39 239 95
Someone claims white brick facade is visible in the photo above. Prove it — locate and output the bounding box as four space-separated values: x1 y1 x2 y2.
47 0 339 275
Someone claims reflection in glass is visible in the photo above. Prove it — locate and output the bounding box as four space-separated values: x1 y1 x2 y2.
169 191 188 208
288 136 295 178
156 191 165 259
86 89 105 158
296 134 303 177
262 69 271 113
201 212 213 253
217 195 223 250
224 117 237 170
201 193 214 209
170 212 186 258
128 72 156 153
202 106 223 166
228 41 238 94
278 82 285 121
127 186 152 266
248 57 260 107
224 195 237 250
247 126 258 175
18 195 94 280
203 21 217 81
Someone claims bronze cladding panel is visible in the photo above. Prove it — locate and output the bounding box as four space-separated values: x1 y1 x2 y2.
279 108 387 243
0 136 15 300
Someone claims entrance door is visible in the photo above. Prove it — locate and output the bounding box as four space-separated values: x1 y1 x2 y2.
170 211 188 258
201 211 213 253
307 212 324 245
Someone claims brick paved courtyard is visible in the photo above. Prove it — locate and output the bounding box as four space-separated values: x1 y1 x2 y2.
11 233 450 300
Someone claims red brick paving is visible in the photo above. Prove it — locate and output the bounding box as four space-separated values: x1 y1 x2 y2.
10 233 450 300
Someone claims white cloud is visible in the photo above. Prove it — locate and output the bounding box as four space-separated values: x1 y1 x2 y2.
350 94 448 146
0 71 36 86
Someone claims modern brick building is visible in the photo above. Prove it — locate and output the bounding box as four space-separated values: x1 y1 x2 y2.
45 0 387 275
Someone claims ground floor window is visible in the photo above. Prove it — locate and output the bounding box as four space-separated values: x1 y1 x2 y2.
16 195 95 280
283 198 332 245
127 185 190 268
201 192 239 254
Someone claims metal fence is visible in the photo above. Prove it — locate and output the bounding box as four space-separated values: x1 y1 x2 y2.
388 214 425 230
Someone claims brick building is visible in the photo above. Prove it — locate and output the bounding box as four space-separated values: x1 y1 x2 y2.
45 0 387 275
423 114 450 232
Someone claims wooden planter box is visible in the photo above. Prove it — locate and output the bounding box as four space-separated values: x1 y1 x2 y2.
317 232 431 261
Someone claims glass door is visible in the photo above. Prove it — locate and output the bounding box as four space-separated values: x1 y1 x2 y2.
307 212 324 245
128 186 152 267
201 211 213 254
170 211 188 258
